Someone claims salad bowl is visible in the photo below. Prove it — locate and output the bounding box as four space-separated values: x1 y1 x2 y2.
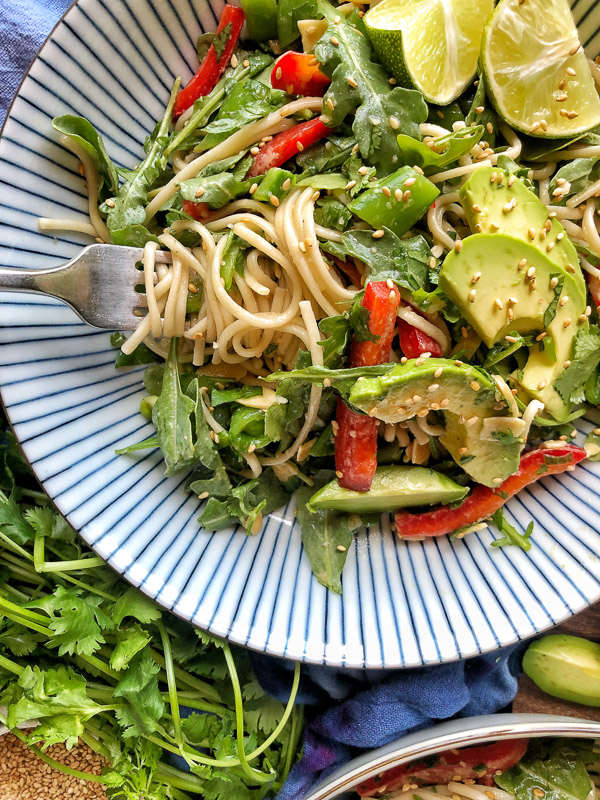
0 0 600 668
305 713 600 800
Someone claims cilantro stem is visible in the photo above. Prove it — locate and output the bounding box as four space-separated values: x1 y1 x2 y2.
77 653 120 681
34 533 105 572
149 647 223 704
0 652 24 675
53 572 117 602
0 530 34 560
223 642 273 785
0 715 110 785
245 661 301 763
157 622 187 763
281 705 304 786
172 692 229 716
156 762 206 793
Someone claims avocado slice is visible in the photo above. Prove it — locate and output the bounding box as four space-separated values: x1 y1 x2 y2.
348 358 523 487
309 465 468 513
460 166 585 295
439 234 588 421
523 634 600 707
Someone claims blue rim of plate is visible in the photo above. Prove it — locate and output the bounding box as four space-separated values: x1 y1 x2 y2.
0 0 599 669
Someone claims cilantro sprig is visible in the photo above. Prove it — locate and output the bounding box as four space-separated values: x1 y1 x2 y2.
0 411 302 799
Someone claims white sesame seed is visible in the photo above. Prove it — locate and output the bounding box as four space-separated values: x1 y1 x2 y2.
345 180 357 190
403 190 412 201
388 115 400 129
472 272 481 284
372 229 385 239
469 289 477 303
330 35 339 46
495 298 504 310
382 186 391 197
275 67 282 80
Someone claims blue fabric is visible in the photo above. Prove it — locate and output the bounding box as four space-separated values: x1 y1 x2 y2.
0 0 72 125
1 8 525 800
249 644 525 800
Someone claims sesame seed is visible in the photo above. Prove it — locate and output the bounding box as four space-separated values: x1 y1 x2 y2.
504 334 518 343
297 141 305 152
455 240 463 253
490 172 497 183
105 197 115 208
459 447 469 455
566 66 577 76
560 296 569 306
503 199 517 213
428 383 440 392
346 75 359 89
518 258 528 270
249 183 258 195
337 544 347 552
497 173 504 185
330 35 340 46
526 266 536 279
536 332 547 341
529 122 541 133
404 177 417 187
298 241 306 253
470 381 480 391
579 314 587 323
475 106 485 114
547 241 556 252
490 222 500 231
560 108 570 117
487 122 494 134
563 318 572 328
441 398 450 408
567 263 576 273
269 194 280 207
492 477 504 485
382 186 391 197
372 229 385 239
370 116 381 126
195 186 205 198
567 111 579 119
563 360 572 369
345 180 357 190
251 146 260 155
528 227 536 240
282 178 291 191
455 360 463 366
472 203 482 213
386 279 394 289
495 298 504 310
472 272 481 284
403 190 412 201
508 175 516 187
388 115 400 129
586 305 592 316
556 93 568 102
336 470 344 479
357 165 369 176
469 289 477 303
401 356 408 364
467 416 479 427
569 44 581 56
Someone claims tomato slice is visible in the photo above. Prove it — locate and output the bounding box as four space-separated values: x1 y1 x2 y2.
357 739 530 796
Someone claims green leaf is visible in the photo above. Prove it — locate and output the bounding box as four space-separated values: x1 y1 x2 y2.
584 430 600 461
198 79 287 151
109 224 161 248
549 157 600 205
115 342 161 368
315 2 427 168
340 229 432 292
0 623 40 657
491 510 534 552
297 481 353 593
543 274 565 328
318 314 352 368
198 497 239 530
218 232 247 290
114 649 165 738
396 126 484 172
110 625 152 671
277 0 317 47
107 79 179 234
242 677 286 734
0 488 35 545
555 324 600 405
152 338 196 476
267 363 393 399
186 379 231 497
314 196 353 231
180 172 251 210
52 115 119 197
495 743 594 800
113 586 162 627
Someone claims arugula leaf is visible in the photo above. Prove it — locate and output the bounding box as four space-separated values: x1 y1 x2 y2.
341 228 432 292
152 338 196 476
211 386 262 407
267 363 393 398
277 0 317 47
114 341 161 368
555 325 600 405
549 157 600 204
318 314 352 368
342 152 377 195
396 126 484 172
107 79 179 239
218 232 247 290
180 169 251 211
187 379 231 497
495 742 594 800
198 79 286 151
110 224 161 248
315 2 427 168
53 115 119 198
314 196 352 231
297 479 353 593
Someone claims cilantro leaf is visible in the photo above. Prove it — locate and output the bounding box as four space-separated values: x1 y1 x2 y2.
0 489 35 545
113 586 163 627
114 649 165 738
543 274 565 328
555 324 600 404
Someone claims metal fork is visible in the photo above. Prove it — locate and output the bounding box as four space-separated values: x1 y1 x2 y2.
0 244 172 330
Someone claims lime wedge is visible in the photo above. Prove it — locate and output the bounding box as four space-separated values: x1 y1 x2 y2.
482 0 600 138
364 0 494 105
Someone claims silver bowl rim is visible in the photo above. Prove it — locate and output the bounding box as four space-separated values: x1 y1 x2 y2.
304 713 600 800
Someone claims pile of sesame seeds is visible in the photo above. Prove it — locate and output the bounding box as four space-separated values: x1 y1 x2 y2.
0 734 108 800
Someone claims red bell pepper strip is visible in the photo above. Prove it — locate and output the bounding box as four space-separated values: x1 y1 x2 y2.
173 5 245 119
247 118 332 177
586 273 600 308
397 305 443 358
357 739 530 796
395 444 586 539
182 199 210 221
271 52 331 96
335 281 401 492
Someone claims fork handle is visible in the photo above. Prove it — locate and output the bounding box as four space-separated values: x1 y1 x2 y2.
0 264 69 296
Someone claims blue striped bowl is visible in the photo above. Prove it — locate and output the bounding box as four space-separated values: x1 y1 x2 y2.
0 0 599 668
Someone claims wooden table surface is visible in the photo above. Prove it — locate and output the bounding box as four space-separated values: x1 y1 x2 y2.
512 602 600 720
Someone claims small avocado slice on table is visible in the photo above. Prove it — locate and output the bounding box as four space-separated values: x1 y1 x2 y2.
439 234 588 421
460 166 585 295
349 357 523 487
523 634 600 707
309 464 468 513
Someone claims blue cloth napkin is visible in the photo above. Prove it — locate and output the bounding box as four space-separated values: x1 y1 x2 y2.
249 645 525 800
1 7 525 800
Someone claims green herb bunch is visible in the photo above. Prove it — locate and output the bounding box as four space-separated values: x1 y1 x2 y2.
0 410 303 800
